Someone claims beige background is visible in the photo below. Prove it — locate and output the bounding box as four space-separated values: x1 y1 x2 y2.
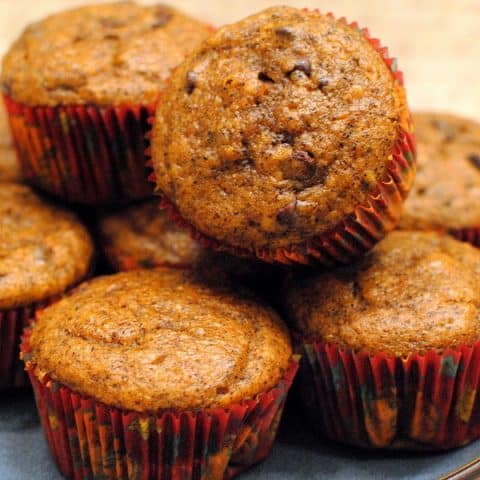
0 0 478 119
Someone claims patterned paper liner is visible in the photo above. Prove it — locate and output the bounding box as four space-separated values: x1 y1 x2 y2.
147 13 416 265
21 327 298 480
3 95 155 206
0 299 53 389
297 339 480 450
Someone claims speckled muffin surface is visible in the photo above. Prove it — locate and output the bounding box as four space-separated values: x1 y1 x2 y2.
99 200 203 269
284 231 480 357
153 6 410 251
28 268 292 412
399 112 480 231
0 101 20 182
1 2 211 106
0 183 94 309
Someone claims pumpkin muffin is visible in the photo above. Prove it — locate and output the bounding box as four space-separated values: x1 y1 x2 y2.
0 183 94 388
398 112 480 245
98 199 203 270
152 6 415 265
22 268 297 479
2 2 212 205
284 230 480 450
0 100 20 182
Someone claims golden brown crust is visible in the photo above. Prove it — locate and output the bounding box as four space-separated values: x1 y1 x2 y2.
1 2 211 106
399 112 480 231
284 231 480 357
29 269 292 412
152 6 409 251
0 183 94 309
0 101 20 182
98 200 203 269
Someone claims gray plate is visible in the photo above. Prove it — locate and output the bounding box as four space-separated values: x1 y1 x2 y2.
1 390 478 480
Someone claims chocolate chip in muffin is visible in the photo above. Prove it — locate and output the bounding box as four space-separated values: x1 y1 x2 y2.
277 200 298 226
468 153 480 170
186 71 197 94
289 59 312 77
152 6 173 28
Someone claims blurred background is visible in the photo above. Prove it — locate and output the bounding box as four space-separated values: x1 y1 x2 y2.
0 0 478 119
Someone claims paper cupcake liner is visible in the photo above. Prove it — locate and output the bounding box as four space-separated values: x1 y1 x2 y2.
0 300 53 389
3 95 155 206
450 227 480 248
147 14 416 265
21 327 298 480
297 339 480 450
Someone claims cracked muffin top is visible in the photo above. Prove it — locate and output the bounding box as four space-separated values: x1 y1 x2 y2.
98 200 203 270
1 2 211 106
152 6 410 251
28 268 292 412
399 112 480 231
0 183 94 309
0 101 20 182
284 231 480 357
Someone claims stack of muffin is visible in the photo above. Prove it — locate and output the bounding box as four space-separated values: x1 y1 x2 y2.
1 3 480 479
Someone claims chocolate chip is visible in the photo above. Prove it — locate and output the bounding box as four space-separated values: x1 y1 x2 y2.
318 78 330 90
186 71 197 94
289 59 312 77
258 72 274 83
292 150 315 164
468 153 480 170
277 200 298 226
279 131 295 145
152 6 173 28
274 25 295 37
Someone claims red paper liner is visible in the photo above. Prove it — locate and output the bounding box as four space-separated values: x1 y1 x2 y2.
450 227 480 248
0 300 53 389
297 339 480 450
3 95 155 206
147 13 416 266
21 327 298 479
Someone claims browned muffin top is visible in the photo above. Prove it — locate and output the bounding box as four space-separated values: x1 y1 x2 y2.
399 112 480 231
0 101 20 182
0 183 94 309
153 6 409 251
284 231 480 357
29 268 292 411
2 2 211 106
99 200 202 269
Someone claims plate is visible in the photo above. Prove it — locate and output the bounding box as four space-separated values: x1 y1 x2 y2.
1 390 478 480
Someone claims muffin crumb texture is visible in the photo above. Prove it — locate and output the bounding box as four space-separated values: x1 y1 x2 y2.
0 183 94 309
1 2 211 106
29 269 292 412
285 231 480 356
153 6 410 251
399 112 480 231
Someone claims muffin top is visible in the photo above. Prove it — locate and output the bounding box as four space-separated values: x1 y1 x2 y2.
284 231 480 357
399 112 480 231
1 2 211 106
28 269 292 412
99 200 203 269
0 101 20 182
152 6 410 251
0 183 94 309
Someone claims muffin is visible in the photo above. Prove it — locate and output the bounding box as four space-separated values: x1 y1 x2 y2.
284 231 480 450
2 2 212 205
98 199 203 270
22 268 297 479
0 100 20 182
151 6 415 265
398 112 480 246
0 183 93 388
